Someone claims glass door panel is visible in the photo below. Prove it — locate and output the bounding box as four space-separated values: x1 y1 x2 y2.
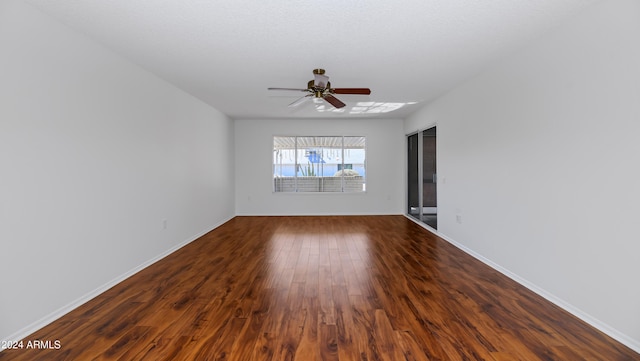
422 127 437 229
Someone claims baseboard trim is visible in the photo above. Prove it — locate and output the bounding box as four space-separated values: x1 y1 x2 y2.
235 212 404 216
403 215 640 354
2 215 234 344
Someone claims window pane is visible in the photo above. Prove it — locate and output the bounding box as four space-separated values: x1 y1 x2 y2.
342 136 366 192
273 137 296 192
295 136 331 192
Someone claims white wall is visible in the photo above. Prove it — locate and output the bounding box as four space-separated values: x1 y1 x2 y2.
235 118 405 215
405 0 640 351
0 0 235 340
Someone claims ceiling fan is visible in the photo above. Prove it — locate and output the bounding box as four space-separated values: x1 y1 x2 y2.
268 69 371 109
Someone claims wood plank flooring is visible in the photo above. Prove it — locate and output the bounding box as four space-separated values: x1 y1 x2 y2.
1 216 638 360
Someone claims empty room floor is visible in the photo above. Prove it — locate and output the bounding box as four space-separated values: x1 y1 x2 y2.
1 216 637 360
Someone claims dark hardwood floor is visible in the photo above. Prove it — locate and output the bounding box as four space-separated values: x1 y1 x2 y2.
1 216 638 360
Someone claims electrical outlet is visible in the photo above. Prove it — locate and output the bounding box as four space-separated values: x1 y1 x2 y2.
456 215 462 224
162 219 168 230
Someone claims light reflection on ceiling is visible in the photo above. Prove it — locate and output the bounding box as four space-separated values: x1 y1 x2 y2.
315 101 419 115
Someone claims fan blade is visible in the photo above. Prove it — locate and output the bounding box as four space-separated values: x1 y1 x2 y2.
268 87 310 92
288 95 312 107
324 94 346 109
332 88 371 95
314 73 330 88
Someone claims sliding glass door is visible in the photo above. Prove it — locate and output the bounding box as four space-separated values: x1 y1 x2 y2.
407 127 437 229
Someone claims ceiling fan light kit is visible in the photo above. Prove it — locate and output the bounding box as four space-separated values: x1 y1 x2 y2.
268 69 371 109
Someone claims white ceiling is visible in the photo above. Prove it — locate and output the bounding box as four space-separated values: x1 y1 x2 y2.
25 0 599 120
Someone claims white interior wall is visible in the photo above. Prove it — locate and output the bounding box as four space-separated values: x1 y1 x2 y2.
0 0 235 341
405 0 640 351
235 118 405 215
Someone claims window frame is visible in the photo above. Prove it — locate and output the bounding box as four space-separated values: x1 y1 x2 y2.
273 135 367 193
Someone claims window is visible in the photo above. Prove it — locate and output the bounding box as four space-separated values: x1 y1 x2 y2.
273 136 366 193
